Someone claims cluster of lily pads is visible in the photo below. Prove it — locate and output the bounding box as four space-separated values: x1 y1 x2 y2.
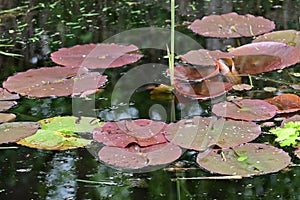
1 12 300 177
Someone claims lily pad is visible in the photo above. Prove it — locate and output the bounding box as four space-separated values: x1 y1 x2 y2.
270 121 300 147
229 42 300 74
196 143 291 177
0 122 40 144
170 64 219 82
98 143 182 169
51 43 142 69
164 116 261 151
174 78 232 100
0 113 16 123
189 12 275 38
265 94 300 114
17 116 102 150
281 115 300 128
0 88 19 111
252 30 300 52
212 99 277 121
93 119 168 148
3 66 107 98
180 49 230 66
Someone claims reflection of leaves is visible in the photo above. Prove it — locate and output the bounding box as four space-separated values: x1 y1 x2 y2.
270 122 300 147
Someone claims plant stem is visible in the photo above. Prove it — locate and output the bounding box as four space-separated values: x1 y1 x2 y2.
170 0 175 87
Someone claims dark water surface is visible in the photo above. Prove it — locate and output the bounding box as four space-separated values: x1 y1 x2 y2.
0 0 300 199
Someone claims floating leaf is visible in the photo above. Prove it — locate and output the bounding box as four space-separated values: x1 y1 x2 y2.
174 78 232 100
51 43 142 69
197 143 291 177
0 88 20 100
252 30 300 52
98 143 182 169
93 119 168 148
281 115 300 128
265 94 300 114
170 64 219 82
232 84 253 91
3 66 107 98
0 88 19 111
189 12 275 38
212 99 277 121
180 49 230 66
229 42 300 74
0 113 16 123
0 122 40 144
17 116 102 150
270 121 300 147
164 116 261 151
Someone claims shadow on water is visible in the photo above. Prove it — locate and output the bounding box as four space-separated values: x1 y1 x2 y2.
0 0 300 199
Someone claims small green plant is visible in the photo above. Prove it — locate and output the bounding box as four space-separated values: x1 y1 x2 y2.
270 121 300 147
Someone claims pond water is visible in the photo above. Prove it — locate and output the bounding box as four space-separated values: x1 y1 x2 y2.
0 0 300 199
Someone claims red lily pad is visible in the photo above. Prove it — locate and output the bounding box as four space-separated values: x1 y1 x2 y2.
281 115 300 128
0 122 40 144
197 143 291 177
164 116 261 151
3 66 107 98
174 78 233 100
0 113 16 123
252 30 300 52
98 143 182 169
93 119 168 148
229 42 300 74
212 99 278 121
0 88 19 111
180 49 230 66
170 64 219 82
189 12 275 38
265 94 300 114
0 88 20 100
51 43 142 69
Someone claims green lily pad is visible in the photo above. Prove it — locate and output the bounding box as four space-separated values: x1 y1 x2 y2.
270 121 300 147
197 143 291 177
17 116 103 150
0 122 40 144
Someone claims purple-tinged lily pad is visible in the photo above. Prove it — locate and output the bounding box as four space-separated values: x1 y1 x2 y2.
0 101 17 112
252 30 300 52
180 49 230 66
189 12 275 38
212 99 278 121
170 64 219 82
98 143 182 169
229 42 300 74
164 116 261 151
197 143 291 177
0 113 16 123
3 66 107 98
0 88 19 111
0 122 40 144
0 88 19 101
174 78 232 100
265 94 300 114
281 115 300 128
93 119 168 148
51 43 142 69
